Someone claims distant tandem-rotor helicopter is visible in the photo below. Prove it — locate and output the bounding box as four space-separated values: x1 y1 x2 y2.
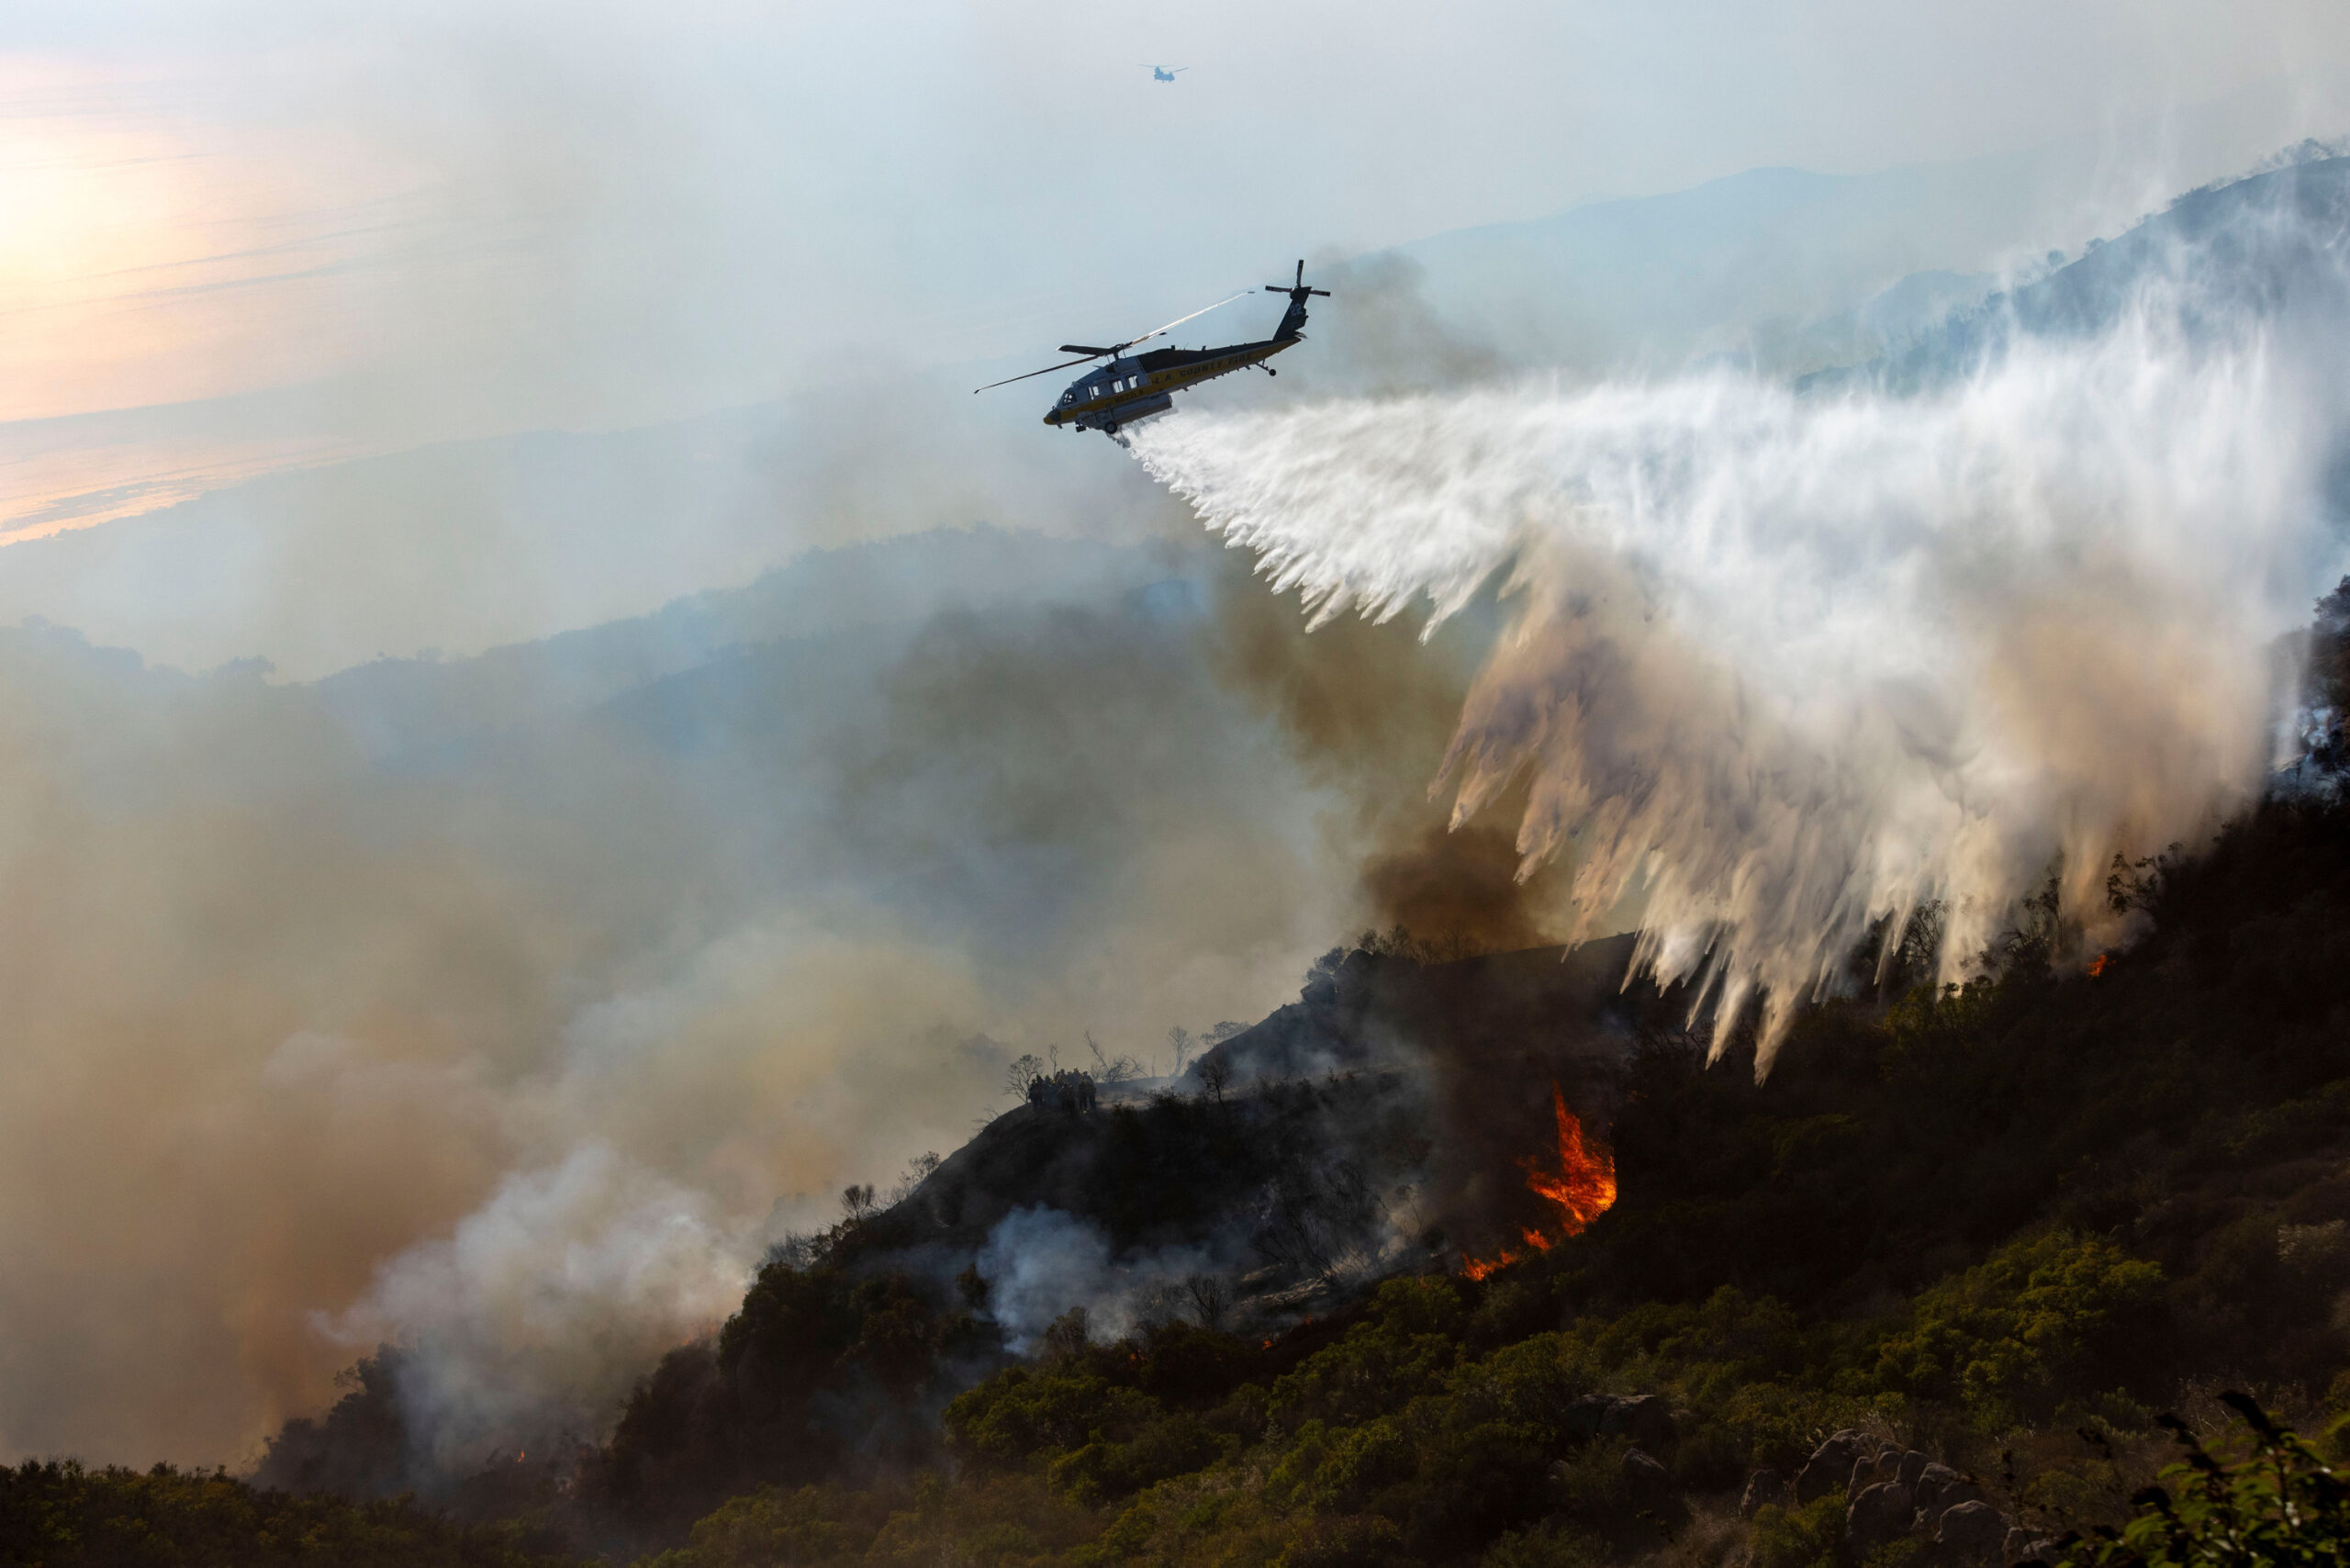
974 261 1330 437
1143 64 1187 81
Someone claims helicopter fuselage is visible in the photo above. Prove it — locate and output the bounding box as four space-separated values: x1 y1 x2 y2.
1045 333 1297 433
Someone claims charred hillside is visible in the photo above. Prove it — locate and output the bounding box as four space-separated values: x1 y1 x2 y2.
545 790 2350 1568
156 584 2350 1568
72 782 2350 1568
554 939 1691 1548
223 556 2350 1565
835 935 1688 1283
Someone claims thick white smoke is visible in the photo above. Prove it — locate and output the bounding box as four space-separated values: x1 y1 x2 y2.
1132 233 2350 1065
319 1143 753 1466
974 1206 1228 1353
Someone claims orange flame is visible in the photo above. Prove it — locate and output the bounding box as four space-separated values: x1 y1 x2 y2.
2087 953 2109 979
1462 1083 1617 1281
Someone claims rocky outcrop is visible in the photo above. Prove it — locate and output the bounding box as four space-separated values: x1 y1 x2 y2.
1936 1499 2009 1560
1922 1475 1986 1533
1845 1481 1917 1553
1606 1394 1679 1452
1775 1433 2018 1561
2007 1525 2059 1562
1620 1447 1671 1500
1561 1394 1679 1453
1795 1430 1865 1505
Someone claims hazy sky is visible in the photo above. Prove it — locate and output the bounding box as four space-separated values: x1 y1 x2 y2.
3 2 2345 493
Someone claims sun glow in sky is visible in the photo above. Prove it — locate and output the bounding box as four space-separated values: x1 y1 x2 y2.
0 53 483 533
0 2 2345 547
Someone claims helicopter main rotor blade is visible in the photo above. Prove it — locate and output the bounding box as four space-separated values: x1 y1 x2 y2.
973 353 1103 394
979 288 1251 396
1117 290 1252 352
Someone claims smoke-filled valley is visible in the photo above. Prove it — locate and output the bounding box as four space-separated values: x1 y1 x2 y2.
0 524 1516 1472
15 14 2350 1566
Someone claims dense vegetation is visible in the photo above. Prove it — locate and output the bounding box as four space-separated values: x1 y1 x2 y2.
2045 1394 2350 1568
12 594 2349 1565
0 1461 574 1568
600 778 2350 1566
33 802 2350 1566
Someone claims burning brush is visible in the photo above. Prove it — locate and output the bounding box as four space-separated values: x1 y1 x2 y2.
1462 1083 1617 1281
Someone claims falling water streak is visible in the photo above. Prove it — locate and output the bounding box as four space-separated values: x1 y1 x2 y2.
1133 297 2344 1070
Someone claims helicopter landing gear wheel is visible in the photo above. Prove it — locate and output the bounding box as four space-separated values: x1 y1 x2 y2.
1103 421 1120 435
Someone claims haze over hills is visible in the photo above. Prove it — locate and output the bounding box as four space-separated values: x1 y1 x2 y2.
3 137 2348 1477
7 102 2346 682
11 17 2350 1558
0 521 1434 1469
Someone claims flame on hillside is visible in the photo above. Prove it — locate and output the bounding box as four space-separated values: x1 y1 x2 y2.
1461 1084 1617 1281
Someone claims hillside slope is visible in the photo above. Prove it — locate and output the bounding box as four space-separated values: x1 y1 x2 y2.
31 581 2350 1564
566 785 2350 1568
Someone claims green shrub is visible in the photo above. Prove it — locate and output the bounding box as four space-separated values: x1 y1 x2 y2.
1270 1511 1405 1568
1045 1412 1227 1505
1872 1230 2161 1426
0 1460 576 1568
1707 1383 1899 1474
1749 1495 1848 1568
1268 1303 1465 1434
1480 1522 1605 1567
1441 1333 1595 1449
2053 1394 2350 1568
1304 1417 1414 1510
655 1483 889 1566
1671 1418 1750 1492
945 1367 1155 1465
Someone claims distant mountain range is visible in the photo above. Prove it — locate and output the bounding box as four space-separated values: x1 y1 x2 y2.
1836 154 2350 392
4 138 2344 684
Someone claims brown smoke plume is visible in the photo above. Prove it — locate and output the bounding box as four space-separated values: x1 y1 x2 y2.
1203 550 1568 957
0 532 1373 1471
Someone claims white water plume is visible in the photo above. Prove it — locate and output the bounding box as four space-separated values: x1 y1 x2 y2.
1132 259 2350 1067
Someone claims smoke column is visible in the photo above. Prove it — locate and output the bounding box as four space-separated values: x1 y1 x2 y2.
1132 217 2350 1065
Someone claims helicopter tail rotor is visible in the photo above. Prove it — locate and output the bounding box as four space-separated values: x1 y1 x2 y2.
1263 260 1329 341
1263 259 1331 297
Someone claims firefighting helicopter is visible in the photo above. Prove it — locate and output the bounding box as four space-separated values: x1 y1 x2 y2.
973 261 1330 437
1144 64 1187 81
